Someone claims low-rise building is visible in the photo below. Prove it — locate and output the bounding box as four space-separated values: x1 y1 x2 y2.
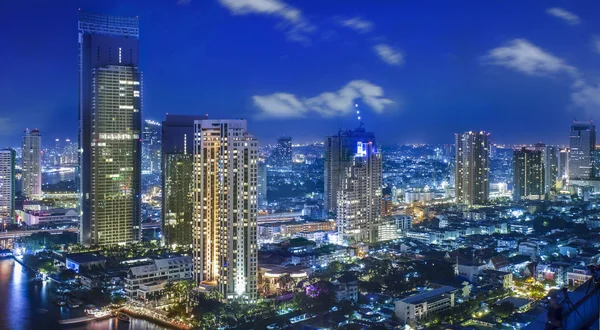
65 253 106 273
394 286 456 323
124 255 192 297
567 267 592 287
15 208 78 226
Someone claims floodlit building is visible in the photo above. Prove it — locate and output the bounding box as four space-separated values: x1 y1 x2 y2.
142 120 161 174
394 286 456 323
124 255 193 298
78 11 142 246
22 128 42 198
193 119 258 303
257 161 267 207
455 131 490 206
336 141 382 244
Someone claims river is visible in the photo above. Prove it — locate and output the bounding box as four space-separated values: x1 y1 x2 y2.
0 258 169 330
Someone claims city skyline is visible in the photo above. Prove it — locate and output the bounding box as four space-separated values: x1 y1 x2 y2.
1 1 600 147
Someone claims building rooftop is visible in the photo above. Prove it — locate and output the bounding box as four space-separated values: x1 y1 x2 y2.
400 286 455 305
65 253 106 264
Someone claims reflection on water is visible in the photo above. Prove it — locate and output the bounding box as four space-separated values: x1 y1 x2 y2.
0 259 168 330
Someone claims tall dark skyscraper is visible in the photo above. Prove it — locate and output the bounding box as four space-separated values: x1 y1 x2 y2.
534 143 558 194
455 131 490 206
78 11 142 246
569 121 596 181
271 136 292 168
257 161 267 208
513 148 544 201
161 115 206 248
22 128 42 198
325 126 376 215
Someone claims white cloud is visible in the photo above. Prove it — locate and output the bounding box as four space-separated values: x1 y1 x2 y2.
374 44 404 66
482 39 576 77
253 80 394 118
572 81 600 113
337 17 374 34
546 7 581 25
594 36 600 54
217 0 314 44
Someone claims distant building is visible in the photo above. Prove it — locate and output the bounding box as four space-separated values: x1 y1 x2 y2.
193 119 258 303
272 136 292 168
325 126 376 215
257 161 267 207
558 148 570 183
513 148 544 201
455 131 490 206
569 121 595 180
394 286 456 323
161 115 206 248
391 215 413 231
0 149 15 224
142 120 162 174
535 143 558 193
22 128 42 198
78 11 142 246
336 141 382 244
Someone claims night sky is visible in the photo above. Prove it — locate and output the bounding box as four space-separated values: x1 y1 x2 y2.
1 0 600 147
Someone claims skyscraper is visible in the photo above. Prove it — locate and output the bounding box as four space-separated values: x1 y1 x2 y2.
162 115 206 248
0 149 15 225
193 119 258 303
569 121 596 181
271 136 292 168
513 148 544 201
143 120 162 174
257 161 267 208
22 128 42 198
455 131 490 206
78 11 142 246
336 141 382 244
534 143 558 194
325 126 376 215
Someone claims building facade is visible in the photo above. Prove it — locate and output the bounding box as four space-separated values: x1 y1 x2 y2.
78 12 142 246
162 115 206 248
193 119 258 303
513 148 544 201
336 141 382 244
272 136 292 168
325 127 376 215
569 121 595 180
257 161 267 207
124 255 193 298
22 128 42 198
455 131 490 206
142 119 161 174
0 149 15 224
394 286 456 323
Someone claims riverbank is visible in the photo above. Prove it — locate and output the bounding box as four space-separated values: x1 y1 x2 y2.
121 305 192 329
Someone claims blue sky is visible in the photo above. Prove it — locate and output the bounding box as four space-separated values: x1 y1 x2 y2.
0 0 599 147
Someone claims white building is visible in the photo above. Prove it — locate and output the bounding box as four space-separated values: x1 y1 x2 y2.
394 286 456 323
0 149 15 224
124 255 193 298
392 215 413 231
15 209 78 226
193 119 258 303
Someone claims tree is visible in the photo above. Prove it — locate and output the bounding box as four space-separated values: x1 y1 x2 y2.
491 301 516 318
279 273 295 293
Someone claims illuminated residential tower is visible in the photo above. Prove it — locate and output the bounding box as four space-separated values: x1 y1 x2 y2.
78 11 142 246
193 119 258 303
0 149 15 225
22 128 42 198
455 131 490 206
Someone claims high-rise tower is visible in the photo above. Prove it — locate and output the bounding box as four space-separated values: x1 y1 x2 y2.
162 115 206 248
455 131 490 206
0 149 15 225
325 127 376 215
513 148 544 201
336 141 382 244
272 136 292 168
193 119 258 303
78 11 142 246
22 128 42 198
569 121 596 181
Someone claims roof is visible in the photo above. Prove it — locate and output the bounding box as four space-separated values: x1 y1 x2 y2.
65 253 106 264
400 286 456 305
490 255 510 269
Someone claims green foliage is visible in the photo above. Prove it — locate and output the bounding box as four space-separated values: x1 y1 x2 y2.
491 301 516 318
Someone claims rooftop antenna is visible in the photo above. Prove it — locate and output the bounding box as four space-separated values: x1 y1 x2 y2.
355 103 364 129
